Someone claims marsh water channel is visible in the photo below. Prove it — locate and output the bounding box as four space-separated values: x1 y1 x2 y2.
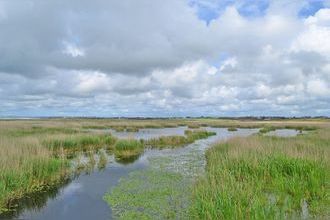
1 127 302 220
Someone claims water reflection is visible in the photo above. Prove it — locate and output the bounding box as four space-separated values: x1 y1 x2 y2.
265 129 302 137
90 126 187 140
114 154 141 165
0 127 302 220
0 179 71 219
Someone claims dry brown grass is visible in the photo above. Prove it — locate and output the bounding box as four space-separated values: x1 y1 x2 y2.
0 136 51 171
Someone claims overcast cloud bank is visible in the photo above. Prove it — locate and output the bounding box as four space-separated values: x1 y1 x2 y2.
0 0 329 117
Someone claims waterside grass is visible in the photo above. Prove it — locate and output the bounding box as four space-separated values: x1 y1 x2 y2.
0 118 328 215
145 130 216 149
43 134 117 157
227 127 238 131
114 139 144 159
0 137 69 213
190 128 330 219
98 151 108 170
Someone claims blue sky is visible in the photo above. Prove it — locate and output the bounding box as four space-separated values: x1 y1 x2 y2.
191 0 328 24
0 0 329 117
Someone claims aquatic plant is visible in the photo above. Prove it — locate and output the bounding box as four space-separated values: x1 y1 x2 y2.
125 127 139 132
190 129 330 219
145 135 188 149
87 152 96 170
146 130 216 149
188 124 201 129
44 134 116 156
114 139 144 159
185 130 216 141
98 151 108 170
258 126 276 134
0 142 68 213
113 127 126 132
0 118 328 214
227 127 238 131
104 170 190 219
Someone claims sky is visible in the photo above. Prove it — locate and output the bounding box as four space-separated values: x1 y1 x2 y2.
0 0 329 117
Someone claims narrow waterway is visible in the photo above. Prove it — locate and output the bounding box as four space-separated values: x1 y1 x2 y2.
3 127 293 220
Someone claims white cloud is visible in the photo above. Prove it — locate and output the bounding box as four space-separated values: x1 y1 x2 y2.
291 9 330 57
220 57 237 72
63 42 85 57
74 71 109 94
307 79 330 97
0 1 329 117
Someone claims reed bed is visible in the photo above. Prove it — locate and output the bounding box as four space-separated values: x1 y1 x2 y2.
0 118 328 214
190 128 330 219
227 127 238 131
43 134 116 157
0 136 68 212
2 118 327 134
145 130 216 149
98 151 108 170
114 139 144 159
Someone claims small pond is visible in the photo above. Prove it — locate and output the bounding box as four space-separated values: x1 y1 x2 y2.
265 129 304 137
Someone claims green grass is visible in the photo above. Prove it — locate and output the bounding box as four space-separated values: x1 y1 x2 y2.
146 130 216 149
188 124 201 129
98 151 108 170
0 118 328 215
227 127 238 131
185 130 216 141
145 136 188 148
0 158 68 213
259 126 277 134
125 127 140 132
44 134 116 156
190 129 330 219
114 139 144 159
6 127 79 137
104 170 190 220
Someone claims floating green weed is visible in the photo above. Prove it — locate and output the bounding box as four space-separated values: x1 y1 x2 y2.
104 170 190 220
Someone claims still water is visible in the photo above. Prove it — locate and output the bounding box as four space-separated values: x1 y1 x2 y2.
2 127 298 220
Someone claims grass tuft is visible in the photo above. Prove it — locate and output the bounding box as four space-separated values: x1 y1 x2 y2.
190 129 330 219
114 139 144 159
146 130 216 149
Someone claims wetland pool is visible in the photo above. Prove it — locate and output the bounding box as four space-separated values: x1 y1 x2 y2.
1 127 300 220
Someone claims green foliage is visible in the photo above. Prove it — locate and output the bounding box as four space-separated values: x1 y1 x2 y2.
146 130 216 149
104 170 190 220
98 151 108 170
188 124 201 129
8 127 78 137
44 134 116 155
259 126 276 134
114 139 143 151
185 130 216 141
125 127 139 132
227 127 238 131
146 136 188 149
0 158 68 212
190 130 330 219
114 139 144 159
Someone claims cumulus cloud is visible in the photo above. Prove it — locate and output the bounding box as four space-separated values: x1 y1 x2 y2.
0 0 329 117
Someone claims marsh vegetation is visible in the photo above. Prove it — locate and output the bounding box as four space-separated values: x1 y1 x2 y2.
190 129 330 219
0 118 329 219
145 130 216 149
